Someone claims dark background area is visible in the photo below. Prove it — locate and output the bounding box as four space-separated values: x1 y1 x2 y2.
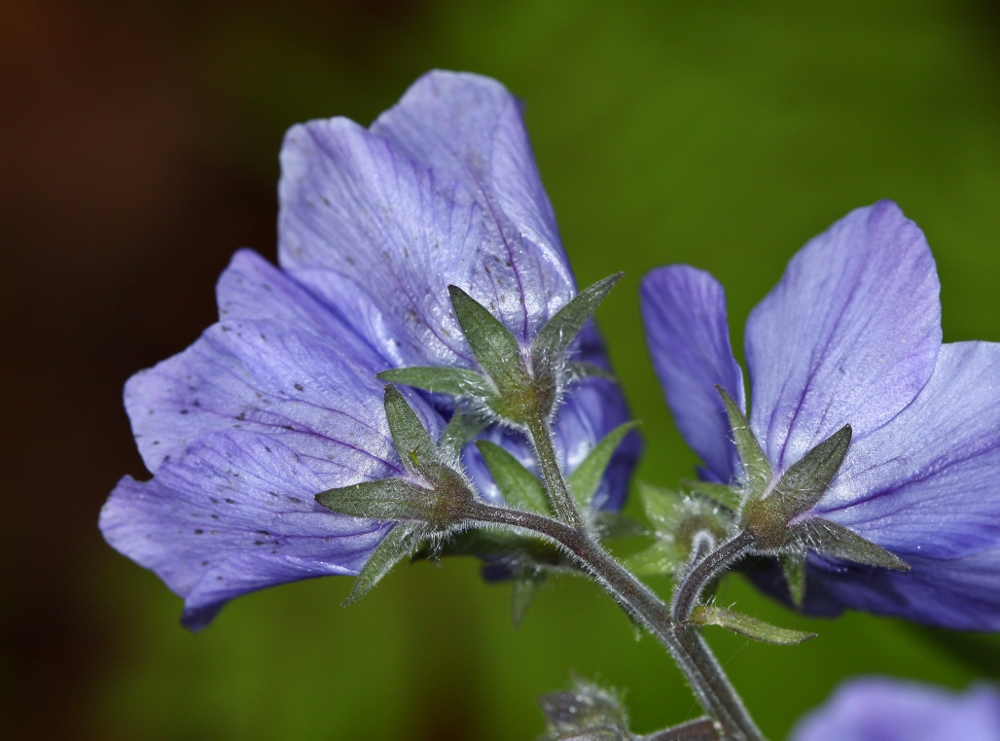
3 2 1000 739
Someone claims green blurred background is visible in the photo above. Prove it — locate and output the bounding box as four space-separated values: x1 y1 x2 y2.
3 1 1000 738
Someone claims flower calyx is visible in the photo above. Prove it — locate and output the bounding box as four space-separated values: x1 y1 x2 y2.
315 385 478 604
378 274 622 429
716 387 909 605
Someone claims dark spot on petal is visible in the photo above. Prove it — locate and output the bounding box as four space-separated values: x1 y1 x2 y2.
194 529 204 535
254 541 264 546
294 383 304 391
201 561 209 566
225 498 236 504
236 412 246 421
193 400 201 407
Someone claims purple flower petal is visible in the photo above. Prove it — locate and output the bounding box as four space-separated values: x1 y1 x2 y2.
817 342 1000 559
641 265 745 483
101 431 392 630
745 201 941 470
806 548 1000 630
278 71 575 364
791 678 1000 741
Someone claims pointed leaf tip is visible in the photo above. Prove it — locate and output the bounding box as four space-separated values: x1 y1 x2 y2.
531 273 623 370
343 526 414 606
382 385 438 476
567 421 640 510
447 284 524 387
799 518 910 571
715 385 772 497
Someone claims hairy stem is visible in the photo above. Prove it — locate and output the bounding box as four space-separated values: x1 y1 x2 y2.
466 501 765 741
527 414 584 528
672 531 755 624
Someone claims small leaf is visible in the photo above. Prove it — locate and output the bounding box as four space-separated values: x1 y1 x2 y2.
691 604 817 645
567 421 640 510
377 366 488 397
510 571 545 627
315 478 434 522
476 440 551 515
681 479 742 511
780 547 807 609
343 525 414 606
716 386 772 497
383 385 438 476
624 540 684 577
769 425 852 520
531 273 623 371
798 518 910 571
448 285 526 390
439 409 487 456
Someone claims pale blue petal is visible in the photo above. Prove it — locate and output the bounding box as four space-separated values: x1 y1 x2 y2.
100 431 392 630
807 548 1000 630
277 72 575 364
791 678 1000 741
641 265 744 483
746 201 941 470
817 342 1000 559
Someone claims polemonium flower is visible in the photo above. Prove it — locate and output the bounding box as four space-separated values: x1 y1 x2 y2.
101 71 637 629
641 201 1000 629
790 678 1000 741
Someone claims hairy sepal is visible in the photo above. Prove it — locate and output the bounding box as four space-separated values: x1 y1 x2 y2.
566 421 640 511
531 273 622 376
691 604 816 645
717 386 772 497
475 439 550 515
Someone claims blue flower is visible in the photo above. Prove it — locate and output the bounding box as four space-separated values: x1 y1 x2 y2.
641 201 1000 629
790 678 1000 741
100 71 637 630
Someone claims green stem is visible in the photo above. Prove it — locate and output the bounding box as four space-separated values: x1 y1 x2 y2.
527 414 584 528
465 501 766 741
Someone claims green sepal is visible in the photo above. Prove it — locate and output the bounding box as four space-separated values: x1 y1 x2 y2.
638 482 685 533
439 408 487 456
510 570 545 628
448 285 526 390
691 604 817 645
342 525 415 606
566 361 616 382
624 539 685 577
377 366 488 397
475 439 551 515
768 425 852 520
798 518 910 571
566 421 640 510
741 424 852 550
315 478 437 522
681 479 742 511
716 386 772 497
383 385 438 476
780 547 807 609
531 273 623 373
